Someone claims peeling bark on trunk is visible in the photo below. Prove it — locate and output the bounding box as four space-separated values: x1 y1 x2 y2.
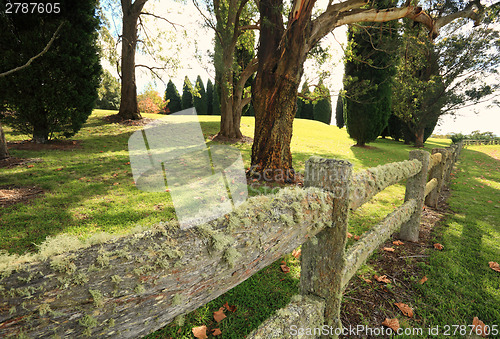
0 122 8 159
117 0 147 121
250 0 313 182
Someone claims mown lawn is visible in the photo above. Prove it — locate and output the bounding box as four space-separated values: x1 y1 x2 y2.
4 110 495 338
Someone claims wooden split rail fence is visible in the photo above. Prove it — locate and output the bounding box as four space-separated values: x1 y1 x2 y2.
0 142 463 338
462 139 500 146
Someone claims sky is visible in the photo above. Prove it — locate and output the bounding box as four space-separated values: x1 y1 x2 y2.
104 0 500 136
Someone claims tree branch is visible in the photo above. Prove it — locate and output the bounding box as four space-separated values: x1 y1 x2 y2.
0 21 65 78
140 12 182 29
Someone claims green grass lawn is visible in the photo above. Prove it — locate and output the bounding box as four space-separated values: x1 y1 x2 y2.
2 110 497 338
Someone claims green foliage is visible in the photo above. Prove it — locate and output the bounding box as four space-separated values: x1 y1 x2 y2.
212 82 221 115
206 79 214 115
313 82 332 124
450 131 499 143
137 85 165 114
193 75 207 115
0 0 102 143
343 0 399 146
298 82 314 120
181 76 194 110
95 70 120 110
335 92 344 128
164 80 182 114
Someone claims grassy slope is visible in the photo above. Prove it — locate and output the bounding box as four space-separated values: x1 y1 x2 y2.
4 111 497 337
415 145 500 329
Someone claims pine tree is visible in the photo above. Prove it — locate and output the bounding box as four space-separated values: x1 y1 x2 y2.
313 82 332 124
193 75 207 115
206 79 214 115
343 0 399 146
164 80 182 114
181 76 194 110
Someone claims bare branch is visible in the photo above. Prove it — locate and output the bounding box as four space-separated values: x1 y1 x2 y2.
140 12 182 29
240 23 260 31
0 21 65 78
135 64 166 85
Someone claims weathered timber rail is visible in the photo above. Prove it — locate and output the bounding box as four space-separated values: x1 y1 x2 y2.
0 142 463 338
462 139 500 145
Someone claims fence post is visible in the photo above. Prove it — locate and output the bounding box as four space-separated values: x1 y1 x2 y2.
301 158 352 338
425 148 448 208
400 150 429 242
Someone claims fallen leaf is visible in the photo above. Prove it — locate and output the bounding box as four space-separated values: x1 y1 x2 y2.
488 261 500 273
374 274 391 284
419 276 428 285
113 182 119 186
213 307 226 323
347 232 353 239
239 191 245 196
382 318 400 332
394 303 414 318
220 196 226 202
55 168 63 171
393 240 404 246
292 248 301 258
192 326 208 339
125 162 130 165
487 200 493 203
223 302 237 313
212 328 222 336
27 165 34 168
354 235 360 241
383 247 395 252
280 264 290 273
362 278 372 284
434 243 444 250
472 317 488 337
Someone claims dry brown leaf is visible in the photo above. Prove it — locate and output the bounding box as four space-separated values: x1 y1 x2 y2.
488 261 500 273
472 317 488 337
192 326 208 339
213 307 226 323
374 274 391 284
383 247 395 252
347 232 353 239
223 302 237 313
280 264 290 273
434 243 444 250
419 276 428 285
292 248 301 258
212 328 222 336
393 240 404 246
363 278 372 284
394 302 414 318
354 235 360 241
382 318 400 332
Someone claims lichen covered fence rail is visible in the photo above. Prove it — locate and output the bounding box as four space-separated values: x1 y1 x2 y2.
0 142 462 338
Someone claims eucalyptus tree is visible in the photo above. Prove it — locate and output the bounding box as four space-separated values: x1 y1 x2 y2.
194 0 259 139
249 0 490 182
393 1 499 147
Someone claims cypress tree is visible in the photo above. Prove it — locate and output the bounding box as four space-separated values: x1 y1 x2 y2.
343 0 399 146
206 79 214 115
181 76 194 110
193 75 207 115
313 82 332 124
299 82 314 120
335 92 345 128
0 0 101 143
164 80 182 114
212 82 221 115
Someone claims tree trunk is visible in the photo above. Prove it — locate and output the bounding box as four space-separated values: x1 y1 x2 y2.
32 111 49 144
218 50 243 139
0 122 9 159
415 128 425 148
118 0 146 121
250 0 313 182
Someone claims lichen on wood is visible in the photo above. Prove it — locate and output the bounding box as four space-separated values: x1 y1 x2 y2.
349 159 422 211
341 199 417 289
